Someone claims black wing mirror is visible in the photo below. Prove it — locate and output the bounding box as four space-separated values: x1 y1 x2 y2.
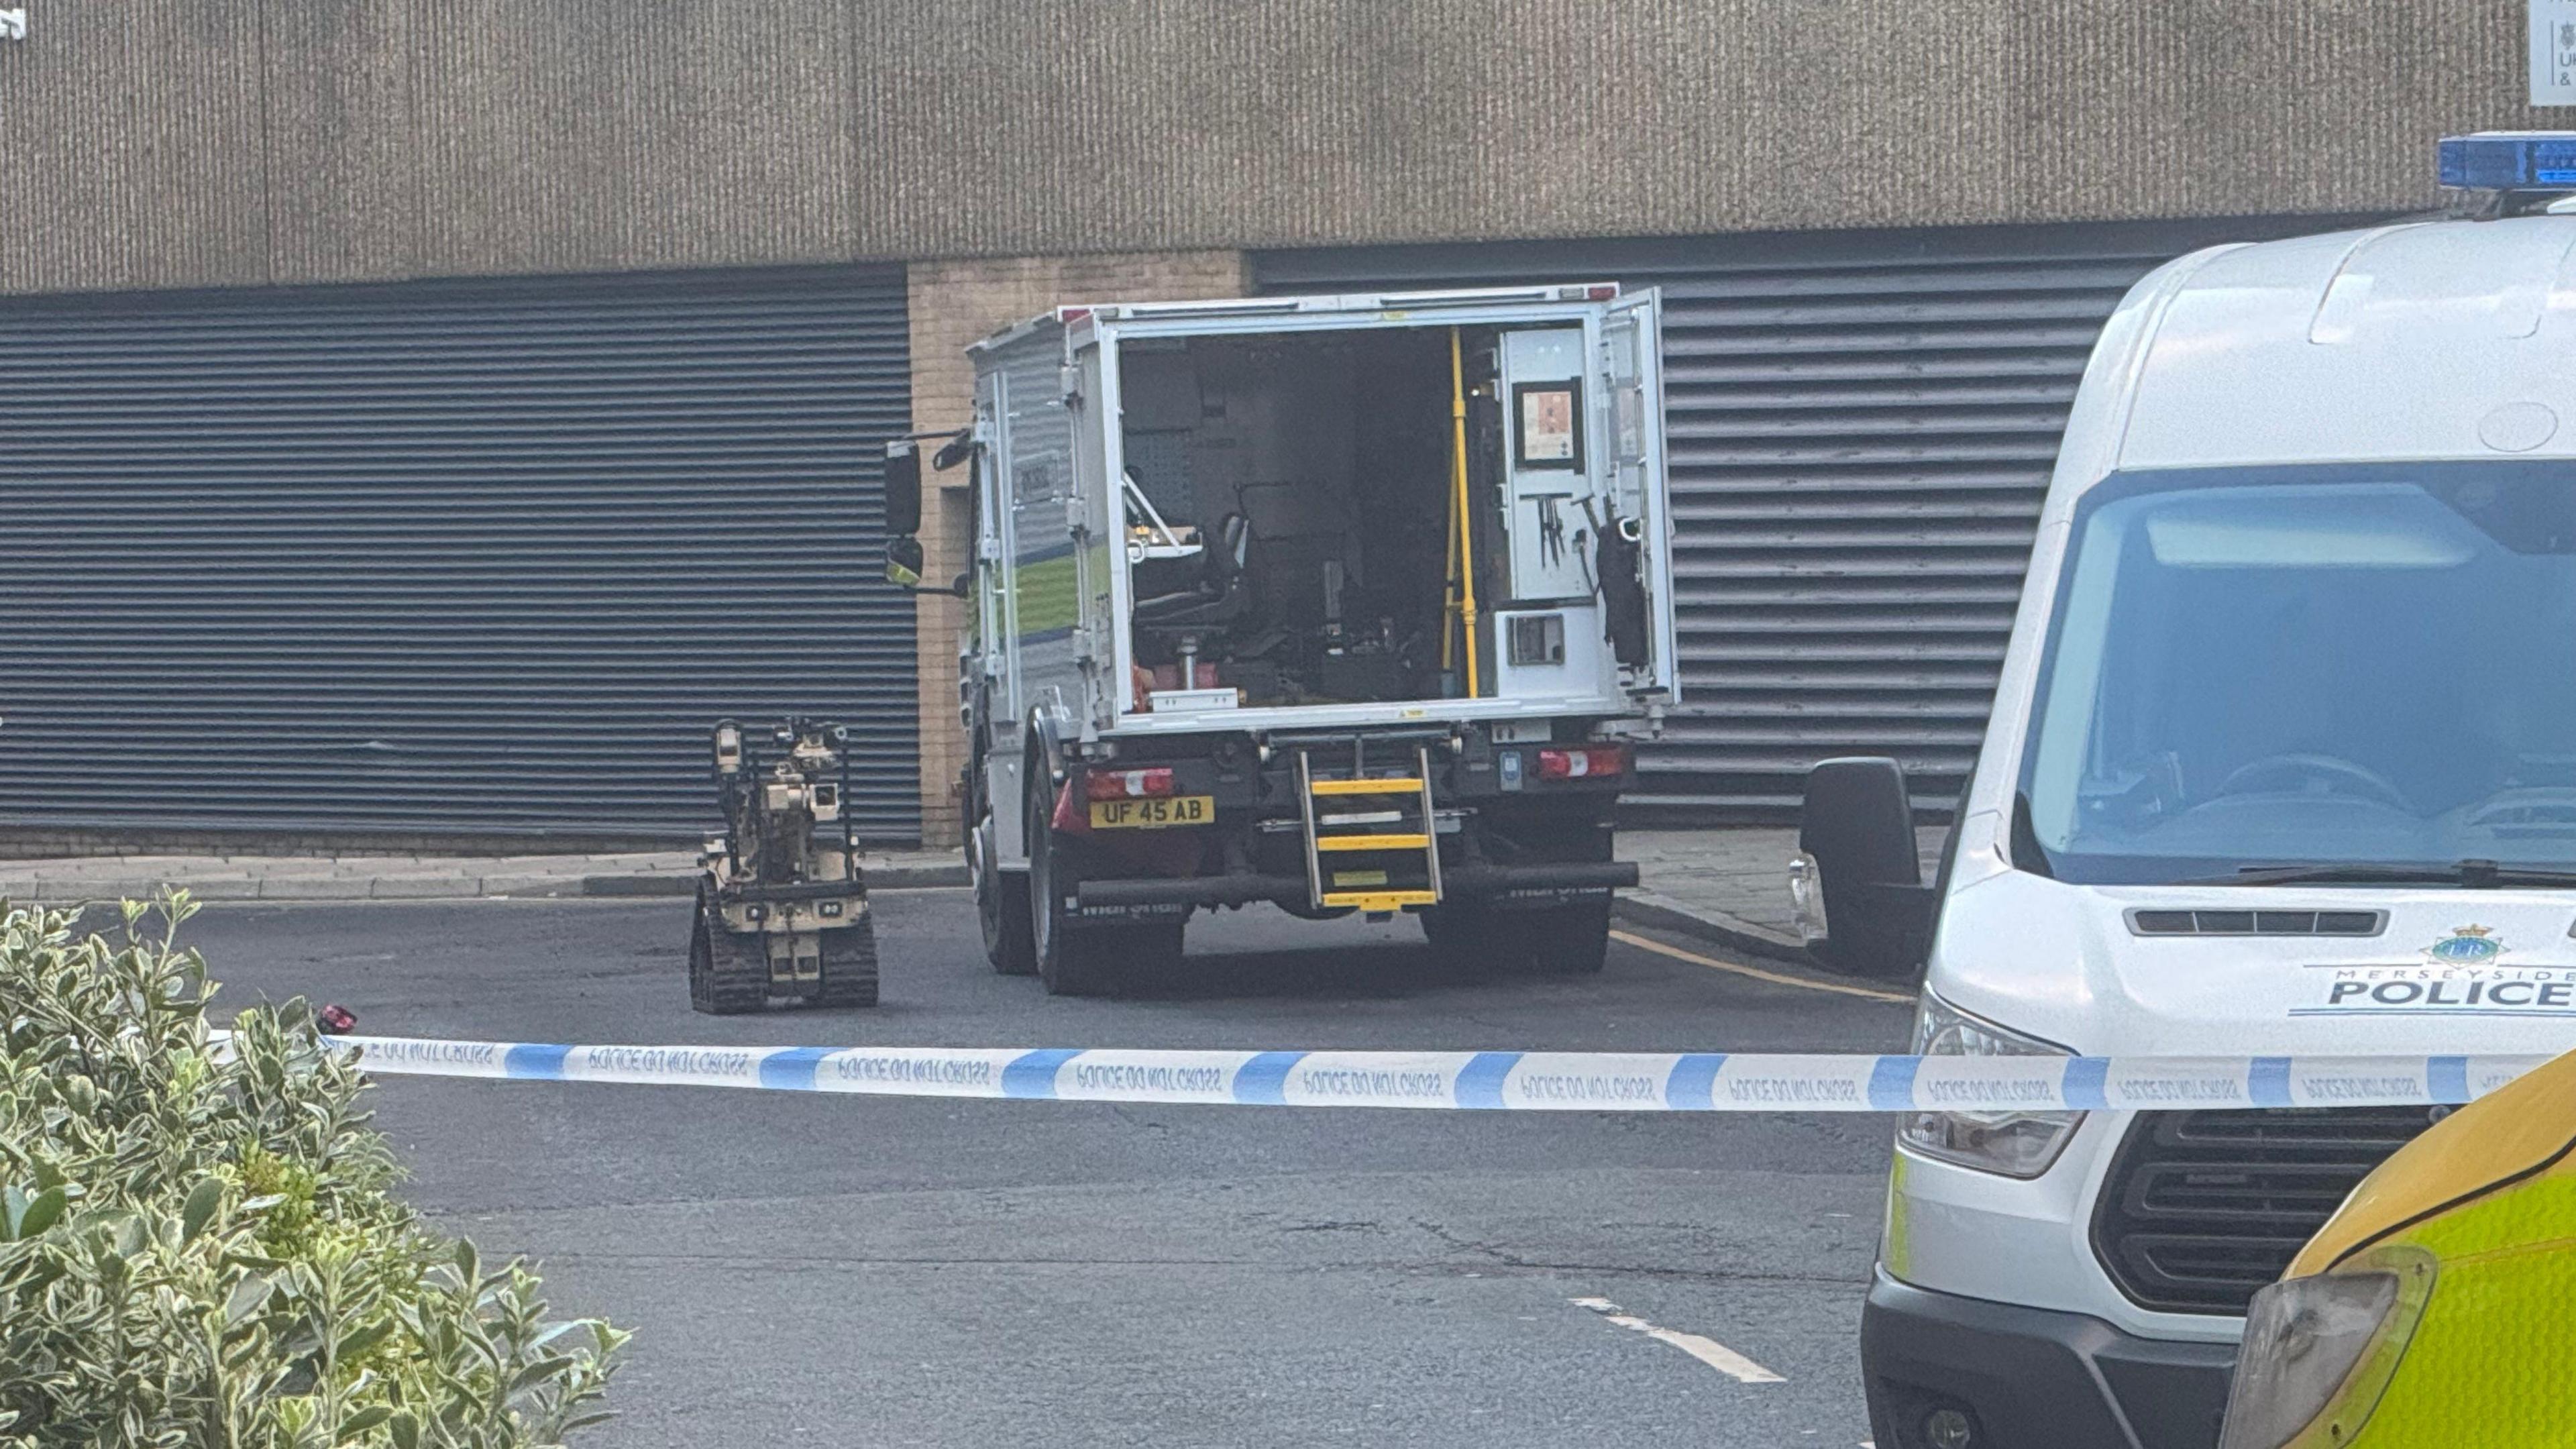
883 441 924 537
883 537 968 597
1796 757 1935 981
885 535 926 589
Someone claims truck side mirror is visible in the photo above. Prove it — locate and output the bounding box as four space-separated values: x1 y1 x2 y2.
1796 757 1935 981
885 535 926 589
883 442 924 537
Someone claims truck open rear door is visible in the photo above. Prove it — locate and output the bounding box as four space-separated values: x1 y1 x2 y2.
1599 288 1680 702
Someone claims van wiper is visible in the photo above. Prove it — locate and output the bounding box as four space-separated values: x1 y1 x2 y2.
2182 860 2576 889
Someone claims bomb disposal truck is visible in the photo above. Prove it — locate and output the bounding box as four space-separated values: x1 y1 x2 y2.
882 285 1677 994
1792 134 2576 1449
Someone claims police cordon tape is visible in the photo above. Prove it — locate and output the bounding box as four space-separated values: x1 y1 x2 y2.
320 1036 2552 1114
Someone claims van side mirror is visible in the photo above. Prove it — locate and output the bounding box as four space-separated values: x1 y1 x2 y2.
1796 757 1935 981
883 442 924 537
885 535 925 588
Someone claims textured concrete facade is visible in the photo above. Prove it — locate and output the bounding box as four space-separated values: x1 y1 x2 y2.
0 1 2553 296
905 251 1248 846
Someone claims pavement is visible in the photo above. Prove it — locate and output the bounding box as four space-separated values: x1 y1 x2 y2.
0 845 966 903
0 826 1915 967
180 892 1912 1449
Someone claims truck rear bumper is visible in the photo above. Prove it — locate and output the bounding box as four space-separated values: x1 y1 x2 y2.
1073 861 1637 910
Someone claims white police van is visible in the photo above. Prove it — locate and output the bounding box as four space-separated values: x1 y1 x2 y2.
1792 135 2576 1449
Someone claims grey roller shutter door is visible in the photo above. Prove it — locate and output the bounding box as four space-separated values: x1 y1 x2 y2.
1256 217 2370 822
0 265 920 841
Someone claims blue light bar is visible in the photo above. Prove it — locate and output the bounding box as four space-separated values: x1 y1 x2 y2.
2440 131 2576 191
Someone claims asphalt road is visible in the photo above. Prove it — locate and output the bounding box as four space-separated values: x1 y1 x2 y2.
185 891 1915 1448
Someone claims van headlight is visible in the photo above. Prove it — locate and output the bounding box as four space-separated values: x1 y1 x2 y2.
2218 1247 2436 1449
1897 994 2083 1179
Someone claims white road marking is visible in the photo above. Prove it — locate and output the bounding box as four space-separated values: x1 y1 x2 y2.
1570 1296 1786 1384
1610 929 1914 1006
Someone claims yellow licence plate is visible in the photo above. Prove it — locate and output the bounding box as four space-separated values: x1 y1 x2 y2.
1088 795 1214 830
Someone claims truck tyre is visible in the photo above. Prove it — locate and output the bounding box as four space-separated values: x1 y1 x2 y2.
812 914 881 1008
1520 898 1613 975
689 884 767 1015
1419 903 1505 977
1026 773 1104 996
973 808 1037 976
1422 898 1611 976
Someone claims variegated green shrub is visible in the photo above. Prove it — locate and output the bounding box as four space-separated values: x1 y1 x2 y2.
0 896 625 1448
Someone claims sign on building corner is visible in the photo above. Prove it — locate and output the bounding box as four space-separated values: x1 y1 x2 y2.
2538 0 2576 105
0 9 25 42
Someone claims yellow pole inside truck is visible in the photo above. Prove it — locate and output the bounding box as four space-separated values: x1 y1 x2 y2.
1448 326 1479 698
2219 1049 2576 1449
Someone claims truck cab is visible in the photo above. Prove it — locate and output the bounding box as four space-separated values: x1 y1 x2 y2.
1796 136 2576 1449
887 285 1678 994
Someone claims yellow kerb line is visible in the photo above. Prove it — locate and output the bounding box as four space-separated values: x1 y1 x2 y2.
1609 930 1915 1005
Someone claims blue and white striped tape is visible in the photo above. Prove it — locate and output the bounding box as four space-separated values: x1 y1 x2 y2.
324 1036 2551 1114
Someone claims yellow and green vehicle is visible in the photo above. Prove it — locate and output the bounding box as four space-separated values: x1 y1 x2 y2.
2220 1049 2576 1448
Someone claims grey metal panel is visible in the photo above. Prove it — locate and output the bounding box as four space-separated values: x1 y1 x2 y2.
0 265 920 840
1256 218 2383 822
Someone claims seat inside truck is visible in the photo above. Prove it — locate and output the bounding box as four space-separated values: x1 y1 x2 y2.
1119 326 1513 710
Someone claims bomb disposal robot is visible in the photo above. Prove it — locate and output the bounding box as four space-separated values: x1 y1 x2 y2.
688 718 879 1012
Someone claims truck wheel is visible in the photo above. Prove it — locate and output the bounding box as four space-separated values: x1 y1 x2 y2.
974 808 1037 976
1026 776 1087 994
1422 899 1611 976
1420 903 1505 977
812 913 881 1008
689 885 767 1015
1025 782 1123 997
1030 821 1108 997
1521 898 1613 975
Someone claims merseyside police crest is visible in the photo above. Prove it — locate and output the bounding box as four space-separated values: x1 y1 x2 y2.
2424 925 2506 965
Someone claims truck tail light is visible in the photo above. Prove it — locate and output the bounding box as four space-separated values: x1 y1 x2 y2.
1086 767 1176 800
1536 745 1629 780
1051 777 1091 834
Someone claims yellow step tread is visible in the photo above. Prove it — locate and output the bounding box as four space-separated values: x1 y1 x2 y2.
1316 833 1432 852
1322 890 1440 910
1307 777 1427 796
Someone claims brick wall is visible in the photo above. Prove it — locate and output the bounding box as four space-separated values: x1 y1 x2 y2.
904 251 1248 846
0 1 2535 297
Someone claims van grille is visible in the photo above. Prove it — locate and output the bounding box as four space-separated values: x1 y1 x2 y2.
2092 1108 2441 1313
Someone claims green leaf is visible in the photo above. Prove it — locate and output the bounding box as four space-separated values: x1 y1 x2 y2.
180 1175 223 1243
387 1411 419 1449
335 1405 392 1440
506 1354 576 1395
337 1320 394 1361
11 1186 64 1240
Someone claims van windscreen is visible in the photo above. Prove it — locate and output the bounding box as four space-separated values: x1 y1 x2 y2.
2019 462 2576 885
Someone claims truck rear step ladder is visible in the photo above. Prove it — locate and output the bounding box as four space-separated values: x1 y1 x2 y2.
1295 744 1443 912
